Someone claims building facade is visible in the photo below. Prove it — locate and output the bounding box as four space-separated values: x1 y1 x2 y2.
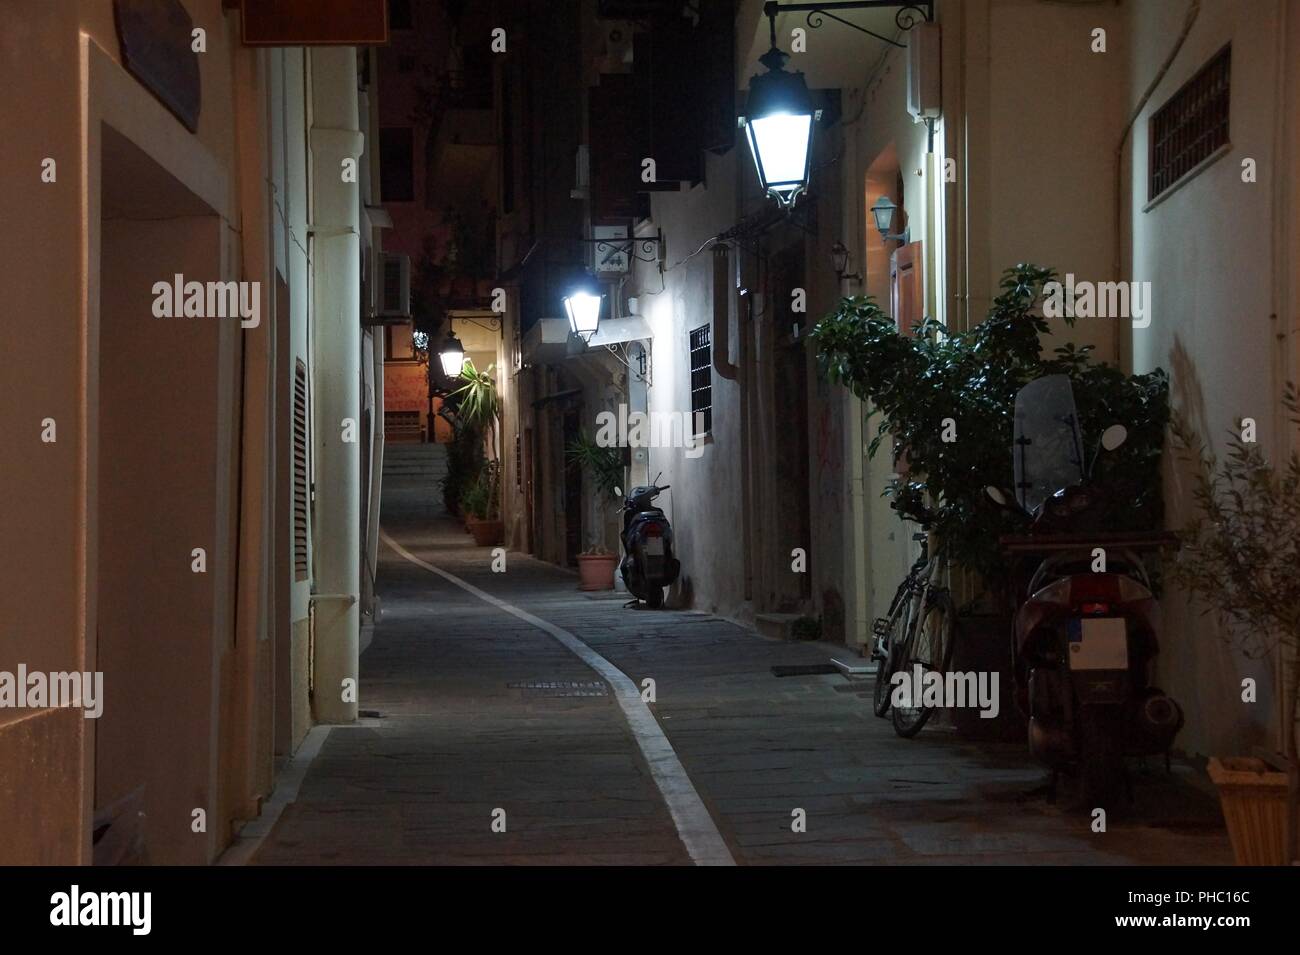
0 0 389 864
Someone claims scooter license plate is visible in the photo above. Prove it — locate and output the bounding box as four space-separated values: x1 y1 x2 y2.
1067 617 1128 670
643 537 665 556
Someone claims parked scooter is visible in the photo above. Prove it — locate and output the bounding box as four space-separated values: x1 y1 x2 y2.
618 474 680 609
988 375 1182 806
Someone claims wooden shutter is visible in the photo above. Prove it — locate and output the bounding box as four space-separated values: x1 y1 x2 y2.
293 360 310 582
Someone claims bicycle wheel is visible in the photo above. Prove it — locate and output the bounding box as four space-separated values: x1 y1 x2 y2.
872 580 911 717
891 591 957 738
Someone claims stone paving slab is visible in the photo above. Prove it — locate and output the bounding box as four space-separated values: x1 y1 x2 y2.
256 511 1231 866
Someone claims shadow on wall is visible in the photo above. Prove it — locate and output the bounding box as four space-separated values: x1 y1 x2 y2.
671 574 695 610
1165 334 1273 759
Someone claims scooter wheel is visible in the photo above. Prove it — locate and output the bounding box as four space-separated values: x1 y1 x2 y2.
646 587 664 609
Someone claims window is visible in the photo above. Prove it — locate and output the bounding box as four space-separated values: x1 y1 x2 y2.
1149 45 1230 203
293 360 310 582
689 325 713 437
385 323 416 361
388 0 413 31
379 127 415 202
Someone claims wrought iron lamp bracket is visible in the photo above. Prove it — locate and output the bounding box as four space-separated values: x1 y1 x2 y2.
578 229 666 266
762 1 933 49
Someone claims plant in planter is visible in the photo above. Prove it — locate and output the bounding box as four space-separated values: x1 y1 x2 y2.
810 263 1169 601
441 420 485 518
1170 383 1300 865
468 461 504 546
449 357 501 460
566 431 624 590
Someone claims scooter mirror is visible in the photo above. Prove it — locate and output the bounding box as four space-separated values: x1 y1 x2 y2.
614 487 622 497
985 486 1007 507
1100 424 1128 452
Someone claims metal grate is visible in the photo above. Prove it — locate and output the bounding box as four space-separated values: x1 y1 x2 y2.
688 324 712 437
508 680 609 697
293 360 309 582
1149 45 1230 202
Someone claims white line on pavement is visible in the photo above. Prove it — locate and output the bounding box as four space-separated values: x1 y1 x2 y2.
380 530 736 867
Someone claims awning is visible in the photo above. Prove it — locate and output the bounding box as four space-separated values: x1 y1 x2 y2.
585 317 653 348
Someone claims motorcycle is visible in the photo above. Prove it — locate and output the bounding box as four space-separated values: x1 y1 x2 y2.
619 475 680 609
988 375 1182 806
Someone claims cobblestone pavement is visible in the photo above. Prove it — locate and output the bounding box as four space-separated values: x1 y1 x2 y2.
254 507 1231 866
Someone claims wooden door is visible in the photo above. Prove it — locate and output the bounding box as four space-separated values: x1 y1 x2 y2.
890 240 924 332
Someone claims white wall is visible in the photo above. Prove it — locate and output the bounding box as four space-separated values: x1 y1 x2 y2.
1127 0 1294 758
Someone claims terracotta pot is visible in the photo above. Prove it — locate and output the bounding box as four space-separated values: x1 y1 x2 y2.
577 553 618 591
1208 756 1296 865
470 519 503 546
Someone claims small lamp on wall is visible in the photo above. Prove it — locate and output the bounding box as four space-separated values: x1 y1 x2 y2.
563 282 604 342
870 195 910 245
831 241 862 285
437 330 465 378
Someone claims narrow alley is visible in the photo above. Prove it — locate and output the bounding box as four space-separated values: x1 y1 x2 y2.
248 476 1231 866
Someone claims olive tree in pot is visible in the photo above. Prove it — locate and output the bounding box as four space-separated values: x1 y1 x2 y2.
1171 383 1300 865
566 431 624 590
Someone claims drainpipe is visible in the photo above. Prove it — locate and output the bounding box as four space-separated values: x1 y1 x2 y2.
308 47 363 724
738 284 754 602
712 246 738 381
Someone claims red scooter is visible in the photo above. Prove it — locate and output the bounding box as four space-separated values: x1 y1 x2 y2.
988 375 1182 806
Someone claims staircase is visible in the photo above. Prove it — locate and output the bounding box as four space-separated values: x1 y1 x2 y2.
381 442 449 523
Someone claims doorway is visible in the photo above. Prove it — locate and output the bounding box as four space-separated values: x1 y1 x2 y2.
93 124 236 864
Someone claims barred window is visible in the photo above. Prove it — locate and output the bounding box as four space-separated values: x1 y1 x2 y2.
688 325 712 437
1149 45 1230 203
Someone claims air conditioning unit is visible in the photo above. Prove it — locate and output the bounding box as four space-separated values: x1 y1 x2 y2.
377 252 411 320
907 22 942 122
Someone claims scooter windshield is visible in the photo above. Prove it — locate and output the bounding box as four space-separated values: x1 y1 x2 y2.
1013 374 1086 514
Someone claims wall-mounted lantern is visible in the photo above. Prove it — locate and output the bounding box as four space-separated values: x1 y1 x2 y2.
739 42 819 208
437 330 466 378
831 240 863 284
870 195 910 245
563 283 604 342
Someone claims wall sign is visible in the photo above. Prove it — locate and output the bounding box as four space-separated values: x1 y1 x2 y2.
239 0 389 46
113 0 202 133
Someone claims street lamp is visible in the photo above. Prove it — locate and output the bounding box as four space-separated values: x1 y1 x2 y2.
437 330 465 378
563 284 604 342
740 41 820 207
870 195 910 245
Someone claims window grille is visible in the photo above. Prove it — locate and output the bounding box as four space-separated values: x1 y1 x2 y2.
1149 45 1230 202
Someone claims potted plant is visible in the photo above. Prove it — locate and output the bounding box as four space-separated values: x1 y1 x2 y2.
468 462 504 546
446 358 503 545
459 475 488 535
1171 383 1300 865
811 265 1169 739
566 431 624 590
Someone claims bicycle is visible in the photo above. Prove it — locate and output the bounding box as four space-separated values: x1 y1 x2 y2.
870 531 958 738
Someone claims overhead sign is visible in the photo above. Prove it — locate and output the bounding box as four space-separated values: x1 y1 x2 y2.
113 0 202 132
239 0 388 47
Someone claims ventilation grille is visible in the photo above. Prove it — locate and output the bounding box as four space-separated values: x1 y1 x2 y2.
1149 45 1230 202
293 359 309 582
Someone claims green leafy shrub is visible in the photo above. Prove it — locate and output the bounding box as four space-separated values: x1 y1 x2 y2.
441 421 485 515
810 263 1168 595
